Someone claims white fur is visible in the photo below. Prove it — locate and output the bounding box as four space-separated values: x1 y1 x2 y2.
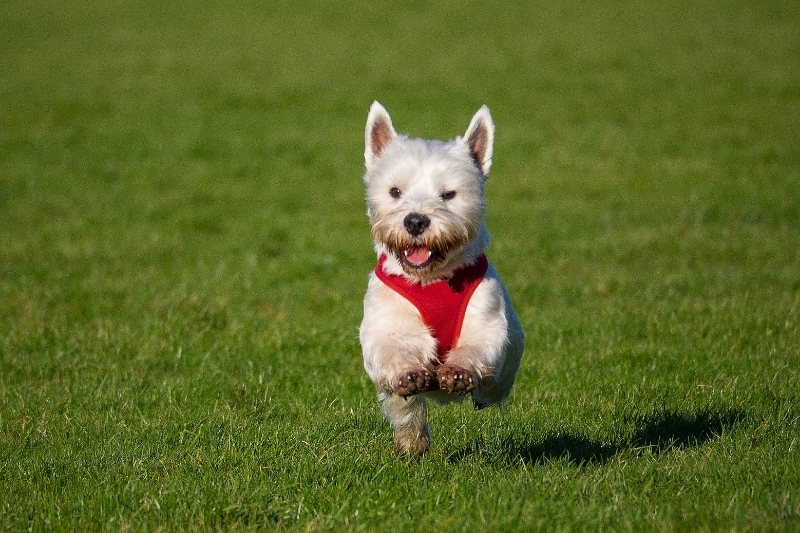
359 102 524 456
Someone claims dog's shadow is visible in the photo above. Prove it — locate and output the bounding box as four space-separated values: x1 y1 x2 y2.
448 407 747 465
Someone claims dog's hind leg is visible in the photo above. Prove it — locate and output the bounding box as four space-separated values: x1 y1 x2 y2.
379 392 430 457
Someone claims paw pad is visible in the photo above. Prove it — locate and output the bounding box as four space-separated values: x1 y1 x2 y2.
437 365 478 394
394 369 438 397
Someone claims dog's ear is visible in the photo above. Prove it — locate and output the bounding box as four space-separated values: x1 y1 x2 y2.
464 105 494 176
365 101 396 170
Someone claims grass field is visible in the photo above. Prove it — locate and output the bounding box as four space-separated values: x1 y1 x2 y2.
2 0 799 530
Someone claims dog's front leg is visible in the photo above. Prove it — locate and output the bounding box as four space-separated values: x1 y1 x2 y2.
361 334 439 396
361 280 440 455
436 276 520 402
361 278 440 394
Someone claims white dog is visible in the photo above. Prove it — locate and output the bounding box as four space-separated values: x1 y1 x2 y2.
359 102 525 456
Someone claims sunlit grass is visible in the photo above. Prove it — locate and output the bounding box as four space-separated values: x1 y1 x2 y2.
1 0 798 529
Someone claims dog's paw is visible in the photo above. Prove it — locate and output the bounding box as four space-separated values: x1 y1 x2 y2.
394 368 438 397
437 364 479 394
394 427 431 458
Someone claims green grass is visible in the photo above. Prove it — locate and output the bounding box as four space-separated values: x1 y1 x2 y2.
1 0 799 530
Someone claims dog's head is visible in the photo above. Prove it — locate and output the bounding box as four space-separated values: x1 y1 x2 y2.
363 102 494 282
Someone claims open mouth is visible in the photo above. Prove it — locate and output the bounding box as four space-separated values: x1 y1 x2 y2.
401 246 438 268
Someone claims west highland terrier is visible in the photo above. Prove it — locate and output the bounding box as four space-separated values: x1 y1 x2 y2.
359 102 525 456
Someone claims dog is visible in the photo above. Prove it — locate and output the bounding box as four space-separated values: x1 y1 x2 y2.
359 102 525 456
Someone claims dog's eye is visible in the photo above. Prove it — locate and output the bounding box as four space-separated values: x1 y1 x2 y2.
440 190 456 201
389 187 401 199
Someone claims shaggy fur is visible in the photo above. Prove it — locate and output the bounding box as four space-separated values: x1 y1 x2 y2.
359 102 524 456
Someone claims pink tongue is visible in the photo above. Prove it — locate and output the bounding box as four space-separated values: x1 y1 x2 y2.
405 247 432 266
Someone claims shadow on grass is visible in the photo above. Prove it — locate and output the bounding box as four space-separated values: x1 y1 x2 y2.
448 407 747 466
630 409 747 452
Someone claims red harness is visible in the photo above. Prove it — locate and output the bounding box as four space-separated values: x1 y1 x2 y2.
375 254 489 361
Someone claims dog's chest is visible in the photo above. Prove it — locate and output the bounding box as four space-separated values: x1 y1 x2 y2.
374 254 488 360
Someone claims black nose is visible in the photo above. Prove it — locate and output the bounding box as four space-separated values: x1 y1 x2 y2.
403 213 431 236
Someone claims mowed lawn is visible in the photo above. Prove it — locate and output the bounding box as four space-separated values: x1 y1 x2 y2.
1 0 798 530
